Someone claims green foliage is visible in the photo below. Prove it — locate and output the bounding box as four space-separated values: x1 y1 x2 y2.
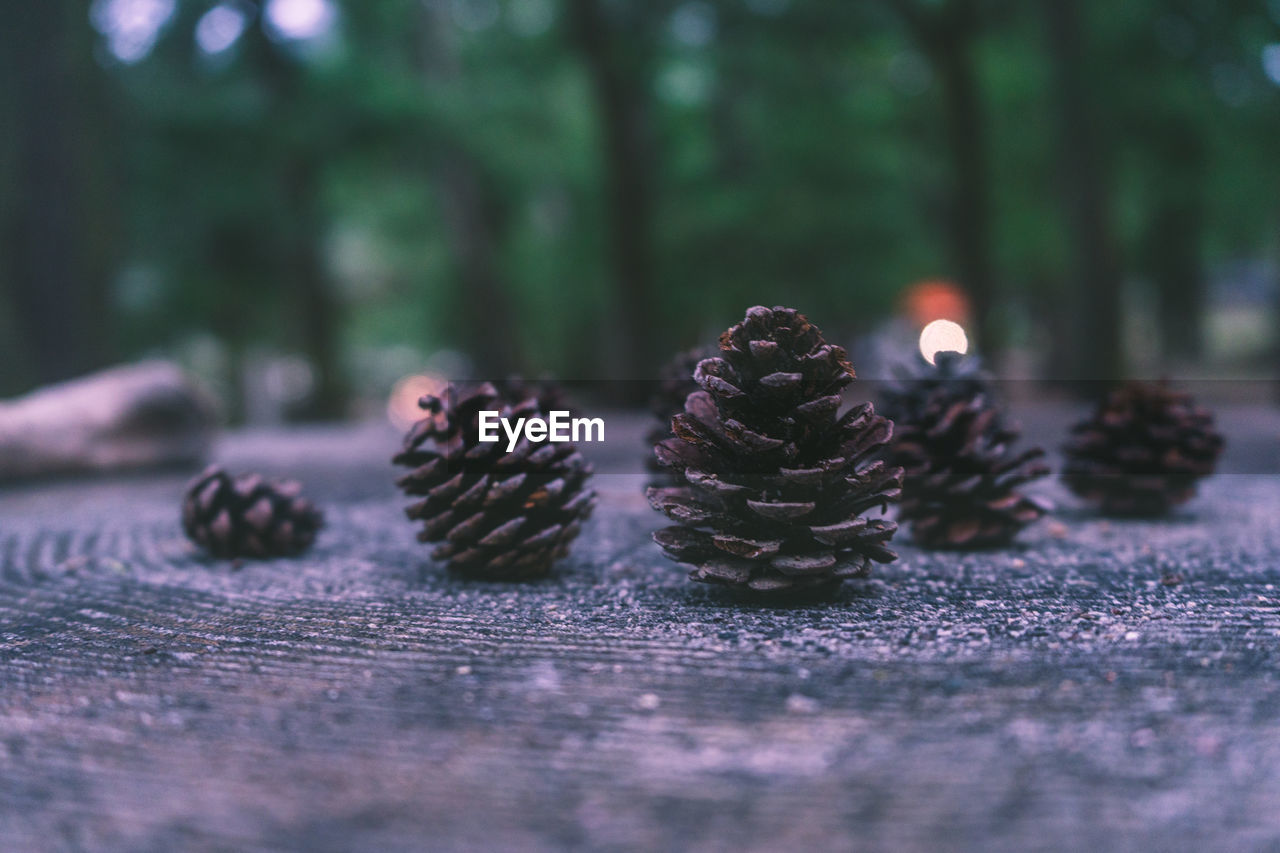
16 0 1278 407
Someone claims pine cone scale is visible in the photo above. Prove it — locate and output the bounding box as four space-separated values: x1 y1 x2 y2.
712 534 783 559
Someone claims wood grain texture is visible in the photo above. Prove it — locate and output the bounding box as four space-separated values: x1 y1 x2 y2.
2 414 1280 852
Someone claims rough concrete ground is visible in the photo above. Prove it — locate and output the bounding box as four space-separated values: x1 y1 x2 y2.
1 406 1279 852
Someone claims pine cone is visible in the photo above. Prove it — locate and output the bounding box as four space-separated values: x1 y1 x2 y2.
181 466 324 558
393 381 596 580
879 350 995 425
646 345 716 477
1062 381 1223 516
882 353 1049 548
648 306 903 593
493 375 574 415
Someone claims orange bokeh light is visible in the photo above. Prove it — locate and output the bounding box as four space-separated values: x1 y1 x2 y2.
901 279 971 328
387 373 447 432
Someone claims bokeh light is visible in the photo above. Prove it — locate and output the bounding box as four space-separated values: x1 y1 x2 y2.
387 374 447 432
264 0 336 41
671 3 717 48
453 0 500 33
195 3 250 56
90 0 175 63
901 279 971 329
1263 44 1280 87
919 319 969 365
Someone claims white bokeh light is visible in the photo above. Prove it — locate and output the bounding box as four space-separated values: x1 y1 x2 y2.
671 2 717 48
195 4 250 55
919 319 969 365
264 0 336 41
90 0 175 63
1263 44 1280 87
658 62 712 106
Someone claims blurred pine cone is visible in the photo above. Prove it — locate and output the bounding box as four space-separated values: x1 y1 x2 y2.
883 353 1049 548
393 381 596 579
879 350 995 425
648 306 903 593
646 345 716 478
182 466 323 559
493 375 574 415
1062 381 1223 516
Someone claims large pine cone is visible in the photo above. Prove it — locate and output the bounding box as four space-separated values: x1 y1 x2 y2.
882 353 1049 548
646 345 716 478
1062 381 1223 516
182 466 324 558
393 381 596 580
648 306 903 593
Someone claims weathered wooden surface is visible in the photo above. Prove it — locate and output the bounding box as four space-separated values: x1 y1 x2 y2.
3 410 1280 852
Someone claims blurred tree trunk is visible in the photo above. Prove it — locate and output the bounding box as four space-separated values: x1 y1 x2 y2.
889 0 997 355
251 29 348 420
280 153 347 420
433 154 520 379
206 221 266 425
0 1 118 390
1146 198 1205 363
1143 136 1206 364
417 2 520 379
935 30 996 356
1044 0 1123 386
568 0 658 388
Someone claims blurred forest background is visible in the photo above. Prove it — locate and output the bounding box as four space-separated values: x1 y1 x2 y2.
2 0 1280 422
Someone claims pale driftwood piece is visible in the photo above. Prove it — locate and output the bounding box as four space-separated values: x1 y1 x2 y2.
0 361 217 481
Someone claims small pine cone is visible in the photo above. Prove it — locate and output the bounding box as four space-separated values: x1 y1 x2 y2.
393 381 596 580
648 306 903 594
1062 381 1223 516
181 466 324 558
883 353 1049 548
646 345 716 477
